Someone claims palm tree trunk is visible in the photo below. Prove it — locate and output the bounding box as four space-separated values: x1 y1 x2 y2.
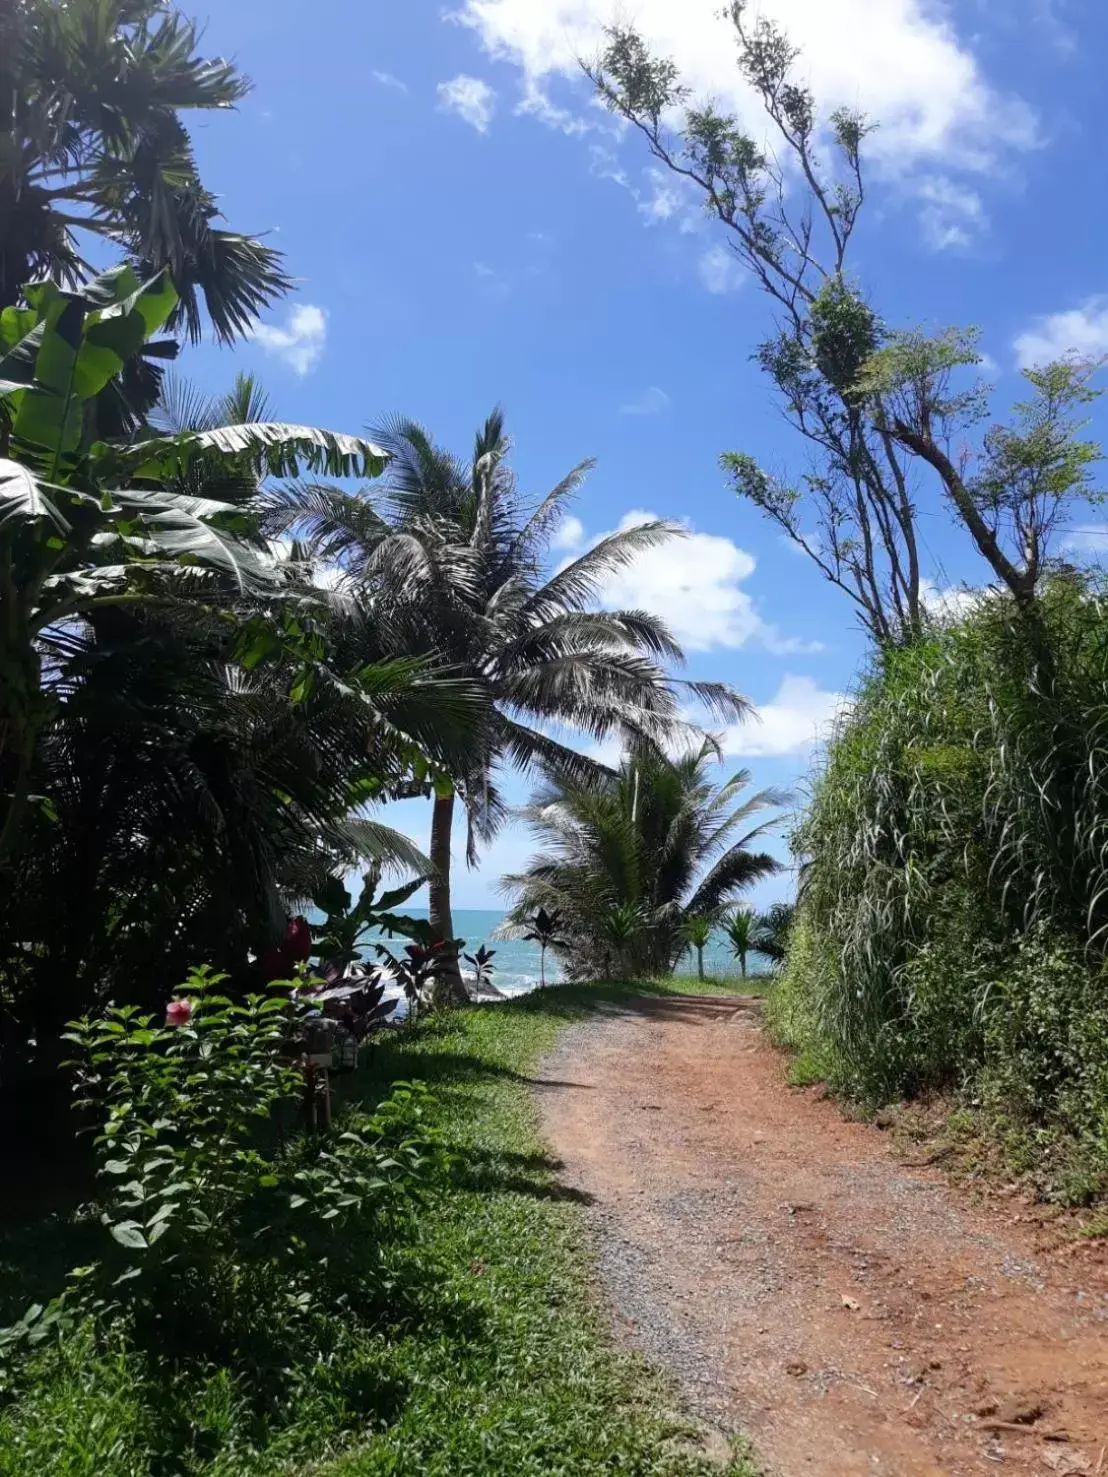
740 950 747 980
429 789 467 1003
540 943 546 988
696 944 704 981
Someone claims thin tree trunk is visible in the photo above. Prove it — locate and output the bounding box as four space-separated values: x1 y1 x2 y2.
428 790 467 1003
696 944 704 981
740 951 747 980
540 943 546 988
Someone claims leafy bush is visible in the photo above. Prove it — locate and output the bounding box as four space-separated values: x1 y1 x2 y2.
1 967 445 1415
779 579 1108 1196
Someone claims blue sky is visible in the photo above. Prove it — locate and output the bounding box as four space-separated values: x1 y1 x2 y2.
179 0 1108 907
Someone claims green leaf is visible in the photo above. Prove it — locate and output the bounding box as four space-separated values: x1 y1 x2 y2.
116 423 389 482
0 458 68 531
109 1222 148 1251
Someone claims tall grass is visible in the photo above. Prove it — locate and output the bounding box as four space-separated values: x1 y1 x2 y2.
774 577 1108 1199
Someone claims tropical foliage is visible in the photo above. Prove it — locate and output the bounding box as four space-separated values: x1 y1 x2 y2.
503 740 785 980
0 265 487 1080
270 408 747 996
722 911 755 980
589 2 1108 1204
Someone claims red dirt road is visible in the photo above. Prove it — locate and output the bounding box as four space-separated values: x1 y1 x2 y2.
537 995 1108 1476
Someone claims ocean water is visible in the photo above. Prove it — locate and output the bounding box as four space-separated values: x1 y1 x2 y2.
351 908 768 998
363 909 556 998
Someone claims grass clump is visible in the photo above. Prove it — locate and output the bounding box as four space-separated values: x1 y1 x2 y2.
0 980 755 1475
772 579 1108 1204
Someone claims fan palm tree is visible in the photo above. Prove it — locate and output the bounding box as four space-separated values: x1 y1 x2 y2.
1 0 289 340
503 740 787 980
270 409 747 998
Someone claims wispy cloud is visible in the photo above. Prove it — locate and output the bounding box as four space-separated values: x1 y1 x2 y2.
920 578 984 620
251 303 327 375
698 243 744 296
915 176 986 250
371 70 408 92
1014 296 1108 368
619 386 671 417
437 74 496 133
1060 523 1108 557
455 0 1038 174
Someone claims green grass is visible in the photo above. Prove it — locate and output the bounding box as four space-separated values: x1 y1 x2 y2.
0 981 757 1476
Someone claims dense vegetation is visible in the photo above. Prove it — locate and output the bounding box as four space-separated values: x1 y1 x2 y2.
771 582 1108 1201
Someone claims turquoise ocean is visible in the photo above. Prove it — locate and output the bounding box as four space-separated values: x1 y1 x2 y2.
355 909 767 998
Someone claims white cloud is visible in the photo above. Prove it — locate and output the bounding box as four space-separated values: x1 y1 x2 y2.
372 70 409 92
437 74 496 132
915 176 986 250
715 675 848 757
551 514 585 551
455 0 1037 175
586 510 818 655
1013 297 1108 368
619 386 671 416
920 578 983 620
698 243 745 295
251 303 327 375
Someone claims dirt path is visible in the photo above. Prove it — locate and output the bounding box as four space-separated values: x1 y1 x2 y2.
537 995 1108 1476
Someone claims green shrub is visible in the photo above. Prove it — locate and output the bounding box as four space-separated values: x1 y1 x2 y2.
1 966 445 1433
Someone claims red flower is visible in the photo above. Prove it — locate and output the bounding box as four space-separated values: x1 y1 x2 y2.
165 999 194 1027
284 916 312 964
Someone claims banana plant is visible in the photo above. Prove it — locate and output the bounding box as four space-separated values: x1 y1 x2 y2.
0 264 387 865
310 870 433 973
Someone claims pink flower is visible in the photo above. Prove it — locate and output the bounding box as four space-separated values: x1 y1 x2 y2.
165 999 194 1027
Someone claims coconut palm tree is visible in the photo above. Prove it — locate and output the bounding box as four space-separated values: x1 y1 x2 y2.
684 914 712 981
270 409 747 998
1 0 289 340
723 908 755 979
503 740 787 980
752 901 795 966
